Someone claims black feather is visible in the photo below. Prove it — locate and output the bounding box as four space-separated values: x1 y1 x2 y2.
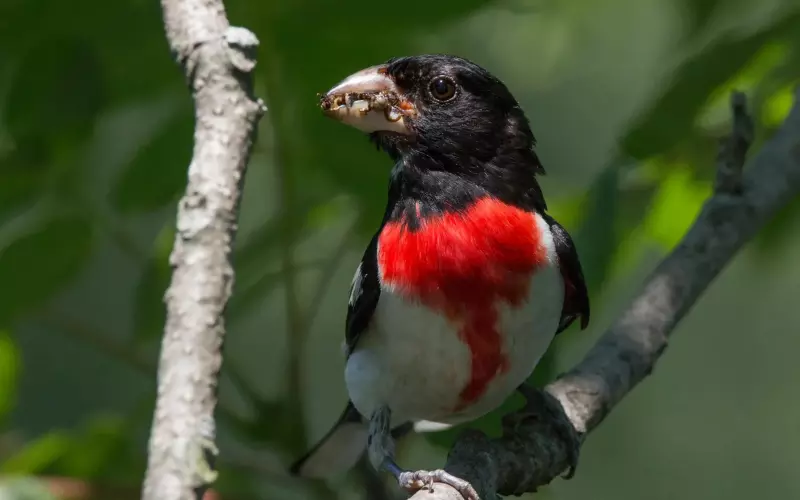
542 213 591 333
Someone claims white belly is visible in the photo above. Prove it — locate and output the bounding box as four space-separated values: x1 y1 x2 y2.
345 214 564 425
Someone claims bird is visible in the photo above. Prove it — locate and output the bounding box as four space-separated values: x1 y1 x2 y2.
290 54 590 499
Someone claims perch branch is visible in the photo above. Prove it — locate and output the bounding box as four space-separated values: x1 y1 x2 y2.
142 0 265 499
409 90 800 500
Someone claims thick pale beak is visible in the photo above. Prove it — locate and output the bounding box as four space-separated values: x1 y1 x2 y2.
319 65 415 135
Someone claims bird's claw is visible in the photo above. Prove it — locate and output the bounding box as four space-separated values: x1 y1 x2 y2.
398 469 480 500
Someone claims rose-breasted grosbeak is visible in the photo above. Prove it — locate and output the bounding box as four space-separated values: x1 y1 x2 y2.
290 54 589 498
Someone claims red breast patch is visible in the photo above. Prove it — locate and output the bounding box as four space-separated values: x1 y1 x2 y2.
377 197 548 408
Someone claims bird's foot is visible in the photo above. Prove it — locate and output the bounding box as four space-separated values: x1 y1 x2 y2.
398 469 480 500
517 383 582 479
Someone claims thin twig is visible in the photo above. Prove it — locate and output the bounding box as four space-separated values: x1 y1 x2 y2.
715 91 755 195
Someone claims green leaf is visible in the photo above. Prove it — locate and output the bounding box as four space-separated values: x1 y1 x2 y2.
643 164 711 250
110 106 193 213
1 432 73 474
696 42 789 132
622 11 800 159
0 330 20 421
761 82 797 128
132 225 174 344
5 36 106 146
0 216 93 324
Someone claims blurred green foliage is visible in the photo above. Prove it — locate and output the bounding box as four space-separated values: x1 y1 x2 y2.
0 217 93 326
1 0 800 498
0 331 18 421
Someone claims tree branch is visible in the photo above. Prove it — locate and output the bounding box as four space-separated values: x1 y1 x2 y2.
409 90 800 500
142 0 265 499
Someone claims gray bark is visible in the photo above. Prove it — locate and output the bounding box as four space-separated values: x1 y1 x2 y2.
141 0 265 498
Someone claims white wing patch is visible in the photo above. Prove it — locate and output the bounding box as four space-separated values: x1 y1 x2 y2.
343 263 366 357
349 263 363 306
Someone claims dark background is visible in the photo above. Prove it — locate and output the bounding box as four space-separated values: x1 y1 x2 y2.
1 0 800 498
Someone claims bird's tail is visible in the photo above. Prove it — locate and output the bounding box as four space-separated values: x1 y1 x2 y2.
290 401 369 478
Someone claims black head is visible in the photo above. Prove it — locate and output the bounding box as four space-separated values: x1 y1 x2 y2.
320 54 546 210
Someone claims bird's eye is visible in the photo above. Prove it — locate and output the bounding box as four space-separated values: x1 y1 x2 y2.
429 76 456 101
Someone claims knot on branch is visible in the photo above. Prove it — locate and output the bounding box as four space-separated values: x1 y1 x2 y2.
224 26 260 73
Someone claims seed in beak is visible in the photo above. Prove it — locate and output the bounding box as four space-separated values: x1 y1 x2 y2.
385 106 402 122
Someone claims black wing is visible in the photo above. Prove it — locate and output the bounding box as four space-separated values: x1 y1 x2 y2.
344 233 382 357
344 166 404 356
542 213 590 334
